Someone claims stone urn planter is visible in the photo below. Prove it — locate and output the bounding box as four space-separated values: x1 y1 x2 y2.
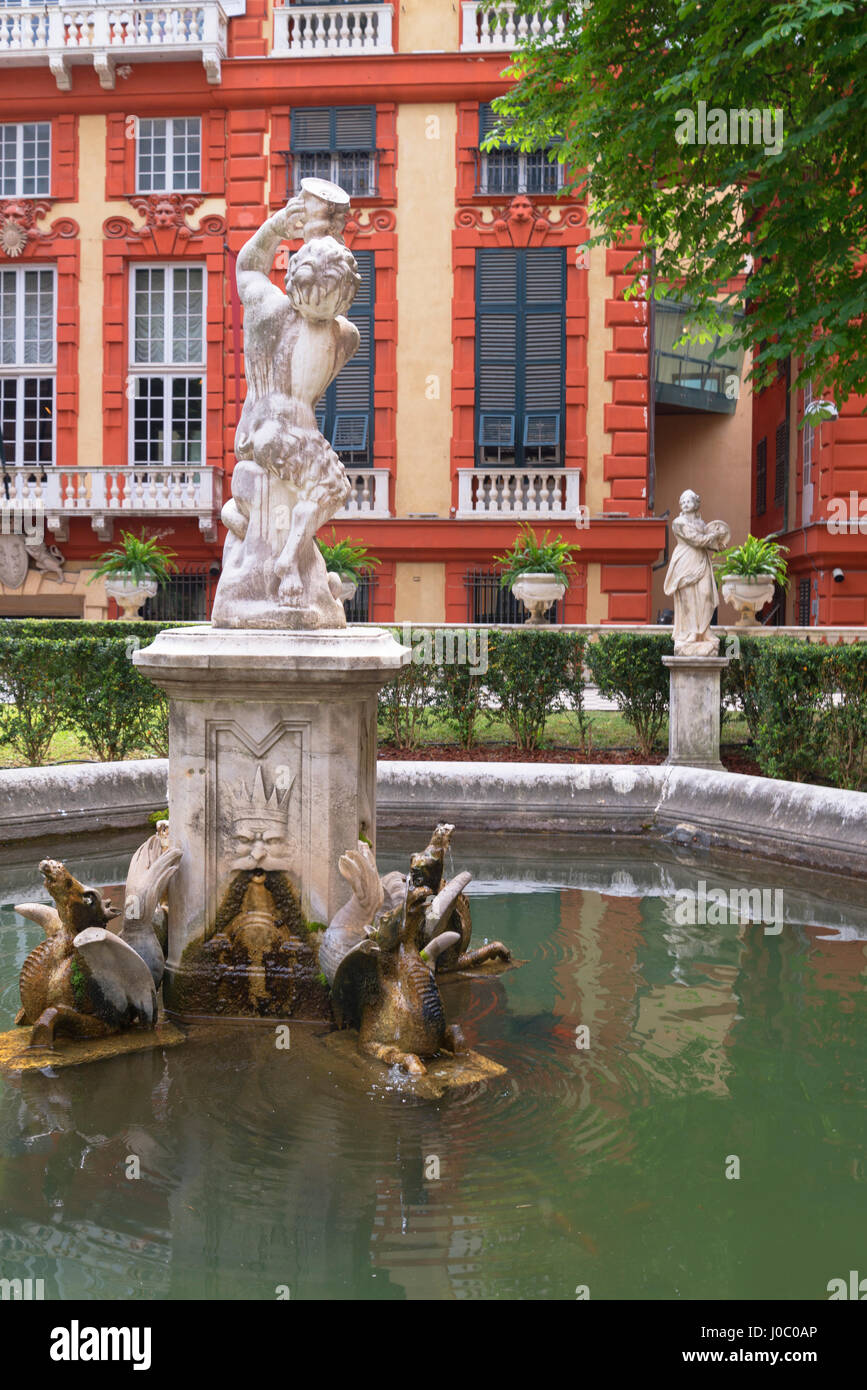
511 572 566 625
104 571 159 619
337 576 357 605
721 575 775 626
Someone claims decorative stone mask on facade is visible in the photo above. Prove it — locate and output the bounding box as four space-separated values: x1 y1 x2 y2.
0 199 52 257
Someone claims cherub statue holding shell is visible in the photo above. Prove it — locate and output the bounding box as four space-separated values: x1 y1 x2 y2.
212 178 361 630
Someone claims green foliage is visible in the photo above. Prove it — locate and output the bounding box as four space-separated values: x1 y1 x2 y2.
489 0 867 404
715 535 790 589
149 808 170 825
377 629 432 751
586 632 672 757
751 638 867 789
430 632 488 749
487 629 583 751
316 529 381 582
0 620 177 765
0 619 170 644
720 635 764 740
494 522 579 589
139 695 170 758
89 530 178 587
62 635 166 762
563 637 592 753
0 632 73 765
821 644 867 791
750 640 831 783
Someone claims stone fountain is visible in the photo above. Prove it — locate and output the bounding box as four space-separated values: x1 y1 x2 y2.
128 180 409 1020
2 181 514 1086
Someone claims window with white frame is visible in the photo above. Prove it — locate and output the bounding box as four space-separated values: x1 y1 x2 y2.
129 265 205 467
136 118 201 194
0 266 55 468
477 104 563 197
0 123 51 198
290 107 377 198
803 378 814 483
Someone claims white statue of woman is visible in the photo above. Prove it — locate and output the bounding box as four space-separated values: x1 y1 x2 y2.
663 490 731 655
211 178 361 630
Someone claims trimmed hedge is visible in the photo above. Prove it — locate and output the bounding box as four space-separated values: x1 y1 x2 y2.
585 632 673 758
1 621 864 789
487 629 585 752
720 635 867 789
378 628 587 753
0 620 177 765
749 638 867 790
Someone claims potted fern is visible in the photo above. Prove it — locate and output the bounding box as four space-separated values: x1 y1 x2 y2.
316 530 380 605
89 531 178 619
715 535 789 626
494 523 578 625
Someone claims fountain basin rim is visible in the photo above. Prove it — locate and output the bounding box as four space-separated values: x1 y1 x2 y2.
2 759 865 879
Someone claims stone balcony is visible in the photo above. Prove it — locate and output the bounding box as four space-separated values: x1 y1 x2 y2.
335 468 390 518
0 1 233 89
456 467 581 519
272 3 393 56
3 465 223 542
2 464 389 541
460 1 569 51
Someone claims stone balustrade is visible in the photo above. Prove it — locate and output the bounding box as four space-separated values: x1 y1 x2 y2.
0 1 229 88
334 468 391 517
460 1 569 51
456 467 581 518
1 465 223 541
272 3 393 56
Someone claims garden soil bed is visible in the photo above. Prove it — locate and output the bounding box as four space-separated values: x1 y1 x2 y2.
379 744 761 776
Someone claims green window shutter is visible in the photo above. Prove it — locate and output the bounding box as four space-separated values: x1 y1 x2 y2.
290 108 332 152
318 249 374 465
334 106 376 151
478 102 515 148
291 106 375 152
475 247 565 467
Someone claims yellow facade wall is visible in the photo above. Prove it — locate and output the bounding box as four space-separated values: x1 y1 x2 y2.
585 233 613 517
585 562 607 624
394 102 457 517
397 0 460 52
51 115 110 473
393 561 446 622
650 360 754 623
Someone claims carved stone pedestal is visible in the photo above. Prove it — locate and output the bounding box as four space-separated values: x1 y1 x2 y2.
134 625 409 1020
662 655 729 772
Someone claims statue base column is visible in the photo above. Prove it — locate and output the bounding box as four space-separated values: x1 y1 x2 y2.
662 655 729 772
133 625 410 1021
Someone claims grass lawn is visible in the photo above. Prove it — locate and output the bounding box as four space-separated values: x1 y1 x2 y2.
0 708 752 769
385 709 751 751
377 711 750 756
0 727 156 770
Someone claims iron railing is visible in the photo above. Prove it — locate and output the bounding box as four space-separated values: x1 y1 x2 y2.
344 571 375 622
141 565 215 622
464 568 563 624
